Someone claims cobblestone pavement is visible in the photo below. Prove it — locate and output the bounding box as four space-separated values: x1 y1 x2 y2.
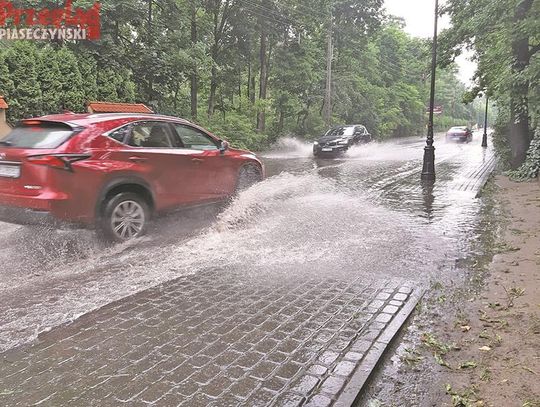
0 268 419 406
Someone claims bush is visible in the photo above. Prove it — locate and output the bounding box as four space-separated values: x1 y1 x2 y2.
196 112 269 152
508 128 540 180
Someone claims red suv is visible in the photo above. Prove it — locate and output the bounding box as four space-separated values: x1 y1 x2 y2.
0 113 264 241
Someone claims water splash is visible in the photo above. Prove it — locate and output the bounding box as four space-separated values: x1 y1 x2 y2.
262 137 314 158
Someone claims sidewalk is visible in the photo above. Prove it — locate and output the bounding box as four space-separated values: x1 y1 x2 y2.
436 175 540 406
0 268 420 406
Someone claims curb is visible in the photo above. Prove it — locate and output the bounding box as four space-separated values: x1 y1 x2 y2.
334 289 425 407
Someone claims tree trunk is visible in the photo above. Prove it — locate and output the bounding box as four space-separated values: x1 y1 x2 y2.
147 0 154 103
277 109 284 134
322 17 333 127
190 3 198 120
247 61 252 103
257 27 268 133
508 0 533 168
208 62 217 118
250 74 256 104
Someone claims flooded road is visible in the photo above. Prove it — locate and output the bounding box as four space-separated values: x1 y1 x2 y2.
0 133 495 352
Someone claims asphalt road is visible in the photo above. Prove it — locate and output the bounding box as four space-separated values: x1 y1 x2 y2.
0 133 494 353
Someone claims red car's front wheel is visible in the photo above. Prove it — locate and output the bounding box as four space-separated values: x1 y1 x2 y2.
235 165 263 193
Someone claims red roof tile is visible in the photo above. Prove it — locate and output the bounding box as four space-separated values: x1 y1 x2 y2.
0 97 8 109
88 101 153 114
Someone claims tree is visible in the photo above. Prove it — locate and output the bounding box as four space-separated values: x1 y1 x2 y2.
0 52 16 119
3 42 43 120
38 46 63 114
440 0 540 168
57 47 86 112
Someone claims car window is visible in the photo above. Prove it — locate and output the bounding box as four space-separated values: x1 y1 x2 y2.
128 122 176 148
327 127 355 137
1 122 74 149
173 125 218 151
355 126 366 134
108 126 131 144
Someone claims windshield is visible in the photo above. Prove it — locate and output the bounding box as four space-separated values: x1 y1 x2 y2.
1 123 74 149
326 127 355 137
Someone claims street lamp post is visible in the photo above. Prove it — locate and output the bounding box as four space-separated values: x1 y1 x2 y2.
421 0 439 182
482 96 489 148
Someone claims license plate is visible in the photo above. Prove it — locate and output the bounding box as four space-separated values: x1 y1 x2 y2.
321 148 333 152
0 164 21 178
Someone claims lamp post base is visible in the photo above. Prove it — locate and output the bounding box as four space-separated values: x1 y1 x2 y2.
421 145 436 181
481 132 488 148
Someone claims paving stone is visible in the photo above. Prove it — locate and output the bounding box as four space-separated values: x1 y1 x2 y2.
227 376 261 400
350 339 373 354
343 351 364 362
290 375 319 394
189 364 222 385
307 364 328 376
382 305 399 314
319 376 347 398
398 286 413 295
333 360 357 376
375 313 393 323
188 354 212 368
305 394 333 407
250 360 280 380
272 392 305 407
202 374 234 398
275 362 302 380
266 351 289 364
262 376 288 393
175 378 201 397
375 292 391 301
317 351 340 366
393 292 409 301
138 380 175 404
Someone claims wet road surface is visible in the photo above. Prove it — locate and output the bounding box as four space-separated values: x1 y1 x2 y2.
0 133 494 354
0 133 497 406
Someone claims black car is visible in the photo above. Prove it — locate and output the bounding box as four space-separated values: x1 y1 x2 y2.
313 125 372 157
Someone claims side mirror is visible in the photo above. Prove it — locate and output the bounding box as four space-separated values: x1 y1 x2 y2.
219 140 229 154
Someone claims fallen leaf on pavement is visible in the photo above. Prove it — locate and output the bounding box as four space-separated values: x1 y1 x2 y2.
479 346 492 351
459 361 478 369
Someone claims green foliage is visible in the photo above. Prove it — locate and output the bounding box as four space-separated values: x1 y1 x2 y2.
37 46 62 114
0 42 137 120
0 0 477 148
508 128 540 180
197 112 268 151
3 41 43 121
57 47 86 112
0 53 16 106
441 0 540 168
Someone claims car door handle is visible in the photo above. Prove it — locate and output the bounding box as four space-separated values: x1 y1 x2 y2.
191 158 204 164
129 156 147 163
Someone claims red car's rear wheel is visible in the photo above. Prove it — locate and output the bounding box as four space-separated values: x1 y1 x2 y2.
99 192 150 242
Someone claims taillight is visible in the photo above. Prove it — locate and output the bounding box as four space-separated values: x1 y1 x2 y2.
27 154 91 171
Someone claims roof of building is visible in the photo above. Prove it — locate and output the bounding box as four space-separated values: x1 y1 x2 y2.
87 101 153 114
0 97 8 109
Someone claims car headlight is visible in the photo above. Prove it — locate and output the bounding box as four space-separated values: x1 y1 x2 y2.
313 141 319 145
337 140 348 145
